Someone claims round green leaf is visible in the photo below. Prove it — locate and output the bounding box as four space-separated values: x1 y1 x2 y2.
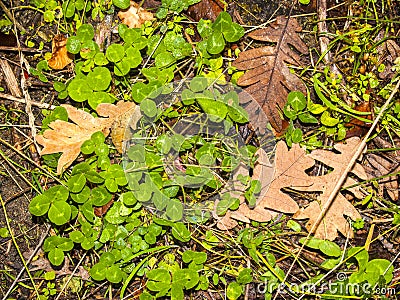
56 237 74 251
48 201 71 225
319 240 342 257
207 31 225 54
113 0 130 9
114 60 131 76
125 46 142 68
155 51 176 69
29 194 51 216
66 36 81 54
47 185 69 202
90 262 107 281
48 248 64 266
197 98 228 119
287 91 306 111
91 186 112 206
69 231 84 243
321 111 340 126
227 282 243 300
213 11 232 33
67 173 86 193
223 23 245 42
76 24 95 41
87 67 111 91
106 44 125 62
88 91 113 109
120 192 137 206
140 99 157 118
67 78 92 102
106 265 124 283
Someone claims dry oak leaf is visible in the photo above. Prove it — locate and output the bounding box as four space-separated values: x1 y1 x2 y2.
36 101 140 174
48 34 74 70
218 138 367 241
233 16 308 134
118 1 154 29
294 137 368 240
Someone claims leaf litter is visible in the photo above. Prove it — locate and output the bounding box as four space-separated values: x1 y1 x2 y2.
218 137 368 241
36 101 141 174
233 16 308 134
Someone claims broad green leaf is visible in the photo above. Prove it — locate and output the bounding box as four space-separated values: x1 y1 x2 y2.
69 231 84 243
155 51 176 69
182 250 207 265
197 98 227 119
140 99 158 118
287 91 306 112
299 236 323 249
319 240 342 257
197 19 213 38
47 185 69 202
68 78 92 102
106 43 125 62
113 0 130 9
125 46 142 68
237 268 252 285
55 237 74 251
228 105 249 123
120 192 137 206
298 112 318 124
223 23 244 42
106 265 124 283
48 201 71 225
88 91 114 109
213 11 232 33
105 202 126 224
321 111 340 126
76 24 94 41
66 36 81 54
227 282 243 300
147 268 171 283
67 173 86 193
29 194 51 216
189 77 208 92
173 268 199 289
48 248 64 266
207 31 225 54
172 222 190 242
90 262 107 281
114 60 131 76
181 89 195 105
87 67 111 91
91 186 112 206
166 199 183 221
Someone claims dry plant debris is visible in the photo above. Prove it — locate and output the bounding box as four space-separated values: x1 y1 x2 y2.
47 34 74 70
218 137 368 240
118 1 154 28
233 16 308 134
36 101 141 174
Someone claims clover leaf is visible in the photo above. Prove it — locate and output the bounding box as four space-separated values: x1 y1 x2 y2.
67 78 92 102
106 43 125 62
87 67 111 91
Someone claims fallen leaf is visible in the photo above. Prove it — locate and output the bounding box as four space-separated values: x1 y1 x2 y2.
118 1 154 29
48 34 74 70
218 137 367 240
233 16 308 134
345 101 373 138
186 0 225 22
36 101 141 174
294 138 368 240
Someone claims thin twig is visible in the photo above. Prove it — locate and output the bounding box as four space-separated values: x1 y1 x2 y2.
0 92 55 109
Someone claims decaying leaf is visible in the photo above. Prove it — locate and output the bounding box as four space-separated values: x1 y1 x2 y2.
118 1 154 29
36 101 141 174
218 138 368 240
48 34 74 70
294 138 367 240
233 16 308 134
186 0 225 21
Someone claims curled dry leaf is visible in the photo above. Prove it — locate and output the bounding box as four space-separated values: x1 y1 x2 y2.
48 34 74 70
36 101 141 174
218 137 367 241
186 0 225 22
233 16 308 134
118 1 154 29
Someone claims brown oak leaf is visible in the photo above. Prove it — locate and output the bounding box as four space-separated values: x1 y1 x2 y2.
118 1 154 29
48 34 74 70
218 138 367 240
36 101 140 174
233 16 308 134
